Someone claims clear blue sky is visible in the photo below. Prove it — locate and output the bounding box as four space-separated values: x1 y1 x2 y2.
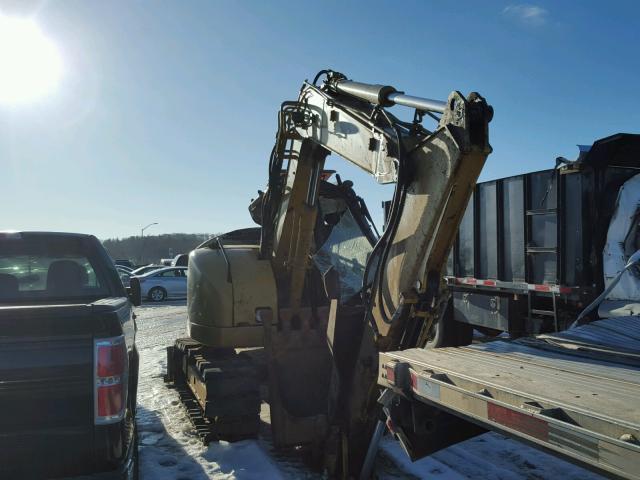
1 0 638 239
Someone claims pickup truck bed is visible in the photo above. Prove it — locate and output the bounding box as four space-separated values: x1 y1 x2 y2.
379 317 640 479
0 232 139 478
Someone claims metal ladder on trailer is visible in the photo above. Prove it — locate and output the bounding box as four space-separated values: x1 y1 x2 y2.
525 169 561 331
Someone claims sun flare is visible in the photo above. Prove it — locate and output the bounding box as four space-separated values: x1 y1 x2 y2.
0 15 63 105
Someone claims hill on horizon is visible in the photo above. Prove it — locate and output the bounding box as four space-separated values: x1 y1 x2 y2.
102 233 217 265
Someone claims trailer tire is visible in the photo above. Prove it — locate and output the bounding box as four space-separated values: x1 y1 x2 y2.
425 300 473 348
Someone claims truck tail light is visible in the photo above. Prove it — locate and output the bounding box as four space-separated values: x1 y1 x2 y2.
94 336 128 424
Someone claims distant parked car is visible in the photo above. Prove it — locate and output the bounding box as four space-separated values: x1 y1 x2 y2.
137 266 188 301
115 266 132 287
130 264 163 277
172 254 189 267
114 259 135 269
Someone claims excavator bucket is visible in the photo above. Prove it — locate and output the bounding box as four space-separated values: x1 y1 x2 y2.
257 307 331 449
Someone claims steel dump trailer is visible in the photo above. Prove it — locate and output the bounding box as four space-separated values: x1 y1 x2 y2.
378 133 640 480
444 133 640 335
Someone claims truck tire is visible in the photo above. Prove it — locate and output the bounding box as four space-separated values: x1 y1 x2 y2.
425 300 473 349
132 428 139 480
123 424 139 480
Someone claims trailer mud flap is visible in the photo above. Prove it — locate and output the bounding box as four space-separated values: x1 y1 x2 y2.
384 391 485 461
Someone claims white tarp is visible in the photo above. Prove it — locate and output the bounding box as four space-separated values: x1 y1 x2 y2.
603 173 640 302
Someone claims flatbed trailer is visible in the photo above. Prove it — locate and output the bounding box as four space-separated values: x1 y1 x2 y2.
378 316 640 479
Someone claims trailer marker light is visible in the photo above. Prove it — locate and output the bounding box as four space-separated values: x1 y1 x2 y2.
385 363 396 385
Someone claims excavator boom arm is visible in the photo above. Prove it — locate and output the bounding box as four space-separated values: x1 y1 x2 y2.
265 71 492 336
259 70 492 475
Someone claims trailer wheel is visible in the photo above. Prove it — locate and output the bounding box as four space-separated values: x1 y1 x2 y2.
425 300 473 348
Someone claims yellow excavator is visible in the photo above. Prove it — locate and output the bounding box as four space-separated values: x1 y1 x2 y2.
165 69 493 476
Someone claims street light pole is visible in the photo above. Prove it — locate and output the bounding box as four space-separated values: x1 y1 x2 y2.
140 222 158 265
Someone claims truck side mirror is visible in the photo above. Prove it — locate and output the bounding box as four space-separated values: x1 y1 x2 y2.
127 277 142 306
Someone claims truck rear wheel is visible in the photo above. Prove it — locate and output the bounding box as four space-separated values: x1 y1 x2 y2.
131 426 139 480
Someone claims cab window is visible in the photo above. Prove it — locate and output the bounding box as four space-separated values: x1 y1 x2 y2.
0 236 111 303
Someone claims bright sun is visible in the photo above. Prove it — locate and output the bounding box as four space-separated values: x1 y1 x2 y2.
0 15 63 105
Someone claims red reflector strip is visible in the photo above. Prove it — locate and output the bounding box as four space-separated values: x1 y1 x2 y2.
97 383 124 417
488 403 549 441
449 276 575 294
533 284 551 292
410 371 417 390
385 364 396 384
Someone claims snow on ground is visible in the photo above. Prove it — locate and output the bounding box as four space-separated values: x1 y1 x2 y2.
135 302 604 479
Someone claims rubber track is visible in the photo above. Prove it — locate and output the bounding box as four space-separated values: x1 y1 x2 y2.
173 382 219 444
166 338 260 443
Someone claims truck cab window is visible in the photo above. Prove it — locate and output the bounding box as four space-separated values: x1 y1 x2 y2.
0 237 111 303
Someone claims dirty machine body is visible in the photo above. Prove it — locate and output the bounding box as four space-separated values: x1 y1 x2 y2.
166 70 493 475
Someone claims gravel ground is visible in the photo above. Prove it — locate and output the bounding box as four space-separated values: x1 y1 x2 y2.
134 302 603 479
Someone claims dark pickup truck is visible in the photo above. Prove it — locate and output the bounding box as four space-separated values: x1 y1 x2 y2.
0 232 141 479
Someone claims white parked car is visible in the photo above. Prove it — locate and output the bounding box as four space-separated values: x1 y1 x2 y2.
130 264 163 277
115 265 133 287
137 266 188 302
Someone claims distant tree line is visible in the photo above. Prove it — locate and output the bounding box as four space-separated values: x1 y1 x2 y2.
102 233 216 265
